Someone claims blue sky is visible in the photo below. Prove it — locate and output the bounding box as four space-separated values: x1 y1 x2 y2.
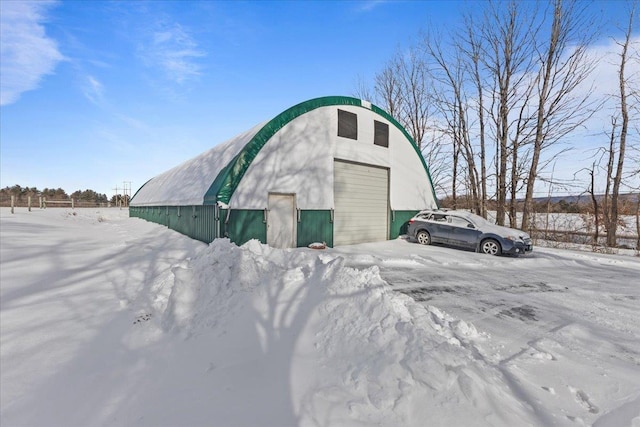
1 0 637 198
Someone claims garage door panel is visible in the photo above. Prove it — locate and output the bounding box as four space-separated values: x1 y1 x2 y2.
335 199 387 207
335 175 387 184
334 160 388 246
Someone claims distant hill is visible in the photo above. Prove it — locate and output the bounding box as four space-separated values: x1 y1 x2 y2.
531 193 639 204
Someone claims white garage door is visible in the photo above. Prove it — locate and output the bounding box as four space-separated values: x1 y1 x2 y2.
333 160 389 246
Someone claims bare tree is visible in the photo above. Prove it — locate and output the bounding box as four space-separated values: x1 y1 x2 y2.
480 0 539 225
451 133 461 209
356 0 612 224
603 2 637 247
588 163 601 247
374 57 404 119
355 50 451 196
395 47 433 151
602 117 617 242
521 0 598 230
460 12 490 217
425 1 541 219
427 37 483 215
352 74 375 104
420 131 450 197
636 195 640 254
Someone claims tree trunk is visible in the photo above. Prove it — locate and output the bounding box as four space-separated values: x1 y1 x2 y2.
636 195 640 256
509 145 518 228
521 0 561 231
606 6 633 247
603 118 616 240
589 165 600 247
452 132 459 210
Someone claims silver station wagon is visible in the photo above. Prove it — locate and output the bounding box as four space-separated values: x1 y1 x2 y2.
408 209 533 256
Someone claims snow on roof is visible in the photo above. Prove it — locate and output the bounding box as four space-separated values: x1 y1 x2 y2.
131 122 267 206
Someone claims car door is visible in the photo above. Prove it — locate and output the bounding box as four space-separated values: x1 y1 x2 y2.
447 216 481 248
426 213 450 244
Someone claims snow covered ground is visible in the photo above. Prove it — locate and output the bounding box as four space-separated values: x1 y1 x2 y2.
1 207 639 427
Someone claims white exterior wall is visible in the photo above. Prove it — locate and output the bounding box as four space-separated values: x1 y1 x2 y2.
231 105 436 211
231 108 334 209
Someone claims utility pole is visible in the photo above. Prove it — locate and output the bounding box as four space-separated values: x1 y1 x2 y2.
113 185 120 208
123 181 132 207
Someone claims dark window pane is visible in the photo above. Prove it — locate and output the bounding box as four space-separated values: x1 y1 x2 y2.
338 109 358 140
374 120 389 147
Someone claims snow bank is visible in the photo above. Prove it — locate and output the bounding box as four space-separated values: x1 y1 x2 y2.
146 238 536 426
5 208 636 426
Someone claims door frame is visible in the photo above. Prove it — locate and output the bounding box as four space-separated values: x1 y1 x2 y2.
267 192 297 248
333 159 390 246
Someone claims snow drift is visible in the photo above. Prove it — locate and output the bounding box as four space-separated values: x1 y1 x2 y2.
2 208 638 426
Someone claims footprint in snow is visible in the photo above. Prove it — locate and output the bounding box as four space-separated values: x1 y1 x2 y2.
541 386 556 395
569 386 599 414
133 313 152 324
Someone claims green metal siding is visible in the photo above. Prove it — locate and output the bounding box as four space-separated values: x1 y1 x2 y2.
131 206 415 247
220 209 266 246
390 210 419 239
297 210 334 248
167 206 191 237
190 205 217 243
129 205 217 244
153 206 168 226
131 207 338 248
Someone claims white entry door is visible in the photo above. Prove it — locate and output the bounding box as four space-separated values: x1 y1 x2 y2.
267 193 296 248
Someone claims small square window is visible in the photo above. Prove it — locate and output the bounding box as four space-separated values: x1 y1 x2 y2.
338 109 358 140
374 120 389 147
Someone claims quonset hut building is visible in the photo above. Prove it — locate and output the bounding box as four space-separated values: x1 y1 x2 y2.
130 96 438 248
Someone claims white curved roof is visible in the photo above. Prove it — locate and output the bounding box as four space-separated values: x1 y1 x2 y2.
131 122 266 206
130 96 438 210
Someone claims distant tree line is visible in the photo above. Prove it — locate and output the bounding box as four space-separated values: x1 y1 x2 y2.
0 184 127 206
440 193 639 216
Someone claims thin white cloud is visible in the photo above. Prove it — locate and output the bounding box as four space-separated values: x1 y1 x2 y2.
572 35 640 140
355 0 389 13
82 75 104 105
589 35 640 99
141 22 205 85
0 0 64 106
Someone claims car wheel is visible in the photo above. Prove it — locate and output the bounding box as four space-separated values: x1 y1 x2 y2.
416 230 431 245
480 239 501 255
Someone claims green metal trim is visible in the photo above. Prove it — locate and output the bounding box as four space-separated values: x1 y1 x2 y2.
203 153 241 204
390 210 420 239
130 178 153 205
203 96 437 207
